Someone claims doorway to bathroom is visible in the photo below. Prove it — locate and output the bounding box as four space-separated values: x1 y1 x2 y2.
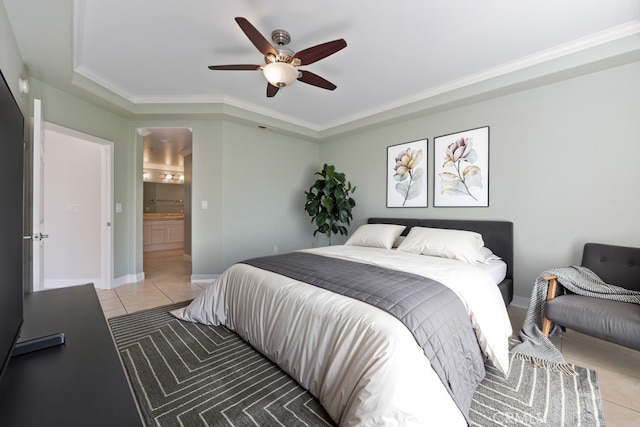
139 127 192 283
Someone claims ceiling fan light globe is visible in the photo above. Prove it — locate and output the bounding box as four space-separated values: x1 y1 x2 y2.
263 62 298 87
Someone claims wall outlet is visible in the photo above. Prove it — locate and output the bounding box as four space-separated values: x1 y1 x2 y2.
273 245 278 253
65 203 79 213
201 200 208 210
310 239 316 248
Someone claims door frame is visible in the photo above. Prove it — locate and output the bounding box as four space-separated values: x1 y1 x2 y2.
35 122 114 290
31 99 44 291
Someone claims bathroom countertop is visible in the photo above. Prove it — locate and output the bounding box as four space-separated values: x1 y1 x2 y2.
143 213 184 220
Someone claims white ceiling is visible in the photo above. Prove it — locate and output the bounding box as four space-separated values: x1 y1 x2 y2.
4 0 640 165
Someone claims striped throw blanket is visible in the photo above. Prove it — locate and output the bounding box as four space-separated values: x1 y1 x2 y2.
512 265 640 374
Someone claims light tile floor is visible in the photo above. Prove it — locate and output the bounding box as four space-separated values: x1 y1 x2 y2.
96 249 208 318
98 253 639 426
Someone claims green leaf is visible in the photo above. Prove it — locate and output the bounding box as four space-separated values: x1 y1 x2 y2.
439 172 458 182
406 178 423 200
304 199 320 216
440 180 468 195
466 149 478 164
321 198 334 211
396 181 409 196
324 164 335 180
465 173 483 188
318 223 329 234
315 212 327 227
411 167 423 182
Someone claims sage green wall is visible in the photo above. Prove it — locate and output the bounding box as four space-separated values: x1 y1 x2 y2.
190 120 225 277
320 60 640 304
220 121 319 268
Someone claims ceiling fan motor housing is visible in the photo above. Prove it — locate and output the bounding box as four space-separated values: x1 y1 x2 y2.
265 47 295 64
271 29 290 46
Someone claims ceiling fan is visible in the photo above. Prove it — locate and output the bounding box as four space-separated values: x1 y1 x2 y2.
208 17 347 98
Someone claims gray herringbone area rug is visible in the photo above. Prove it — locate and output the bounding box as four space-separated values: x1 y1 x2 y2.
109 302 605 427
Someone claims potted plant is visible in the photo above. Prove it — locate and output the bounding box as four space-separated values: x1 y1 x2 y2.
304 164 356 245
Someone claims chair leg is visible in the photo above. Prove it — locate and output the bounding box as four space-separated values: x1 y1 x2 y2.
541 276 558 336
542 316 552 336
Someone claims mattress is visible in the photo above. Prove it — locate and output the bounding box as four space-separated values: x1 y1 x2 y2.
477 257 508 284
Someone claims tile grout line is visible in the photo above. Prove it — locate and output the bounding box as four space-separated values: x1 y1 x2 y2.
113 288 128 314
601 398 640 413
153 281 177 304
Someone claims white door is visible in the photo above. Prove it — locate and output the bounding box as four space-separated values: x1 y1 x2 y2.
42 124 114 289
44 122 111 289
31 99 114 291
32 99 47 291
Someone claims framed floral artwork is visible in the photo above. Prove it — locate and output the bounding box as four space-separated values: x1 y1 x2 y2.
434 126 489 207
386 139 428 207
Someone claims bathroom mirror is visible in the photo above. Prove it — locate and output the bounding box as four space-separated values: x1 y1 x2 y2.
144 182 184 214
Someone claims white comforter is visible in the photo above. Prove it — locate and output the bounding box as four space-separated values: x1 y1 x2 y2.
172 246 512 426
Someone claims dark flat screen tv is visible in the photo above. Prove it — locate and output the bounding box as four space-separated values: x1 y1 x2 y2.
0 68 25 383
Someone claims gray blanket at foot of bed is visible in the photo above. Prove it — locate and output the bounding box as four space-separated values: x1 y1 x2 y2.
242 251 485 421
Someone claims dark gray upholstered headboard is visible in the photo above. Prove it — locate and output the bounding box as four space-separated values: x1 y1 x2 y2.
368 218 514 305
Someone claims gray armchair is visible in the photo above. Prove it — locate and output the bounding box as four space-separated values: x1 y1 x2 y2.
542 243 640 351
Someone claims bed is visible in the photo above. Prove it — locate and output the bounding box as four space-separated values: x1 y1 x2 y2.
172 218 514 426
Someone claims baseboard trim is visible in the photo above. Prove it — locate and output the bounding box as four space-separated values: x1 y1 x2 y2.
112 272 145 288
44 278 100 289
511 295 530 308
191 274 219 284
144 243 184 252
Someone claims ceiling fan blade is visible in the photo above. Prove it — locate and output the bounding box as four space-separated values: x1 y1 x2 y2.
293 39 347 65
266 83 280 97
235 17 277 57
297 70 337 91
208 64 262 70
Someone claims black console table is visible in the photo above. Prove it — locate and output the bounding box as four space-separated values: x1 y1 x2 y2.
0 284 142 426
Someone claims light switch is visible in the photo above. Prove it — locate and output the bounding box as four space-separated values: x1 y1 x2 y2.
201 200 208 210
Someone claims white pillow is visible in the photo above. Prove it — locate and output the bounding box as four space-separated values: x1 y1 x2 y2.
396 226 485 264
479 246 502 263
345 224 406 249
